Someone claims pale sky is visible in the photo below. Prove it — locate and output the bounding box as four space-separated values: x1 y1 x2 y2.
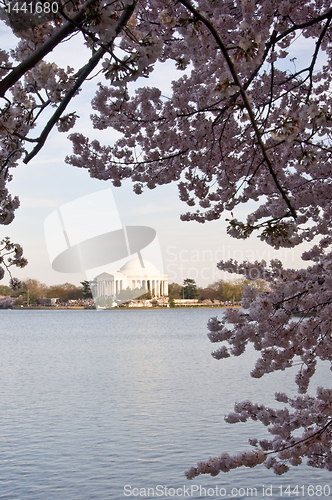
1 20 312 288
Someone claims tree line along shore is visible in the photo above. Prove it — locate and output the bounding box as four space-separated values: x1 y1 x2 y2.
0 277 268 309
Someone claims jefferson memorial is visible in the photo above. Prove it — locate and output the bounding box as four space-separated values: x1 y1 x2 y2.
94 258 168 298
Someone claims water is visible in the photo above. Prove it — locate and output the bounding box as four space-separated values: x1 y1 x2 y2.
0 309 331 499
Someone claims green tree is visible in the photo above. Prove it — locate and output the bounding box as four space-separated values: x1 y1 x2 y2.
0 284 12 296
168 295 176 308
80 280 93 299
168 283 182 299
46 283 83 302
17 278 47 305
182 279 198 299
198 279 244 303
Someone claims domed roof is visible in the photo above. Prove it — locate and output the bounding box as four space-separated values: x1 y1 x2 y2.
119 258 161 277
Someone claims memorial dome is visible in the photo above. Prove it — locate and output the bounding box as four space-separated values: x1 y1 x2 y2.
119 258 160 277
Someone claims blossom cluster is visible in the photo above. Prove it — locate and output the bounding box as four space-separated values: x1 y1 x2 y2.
0 237 27 286
185 450 266 480
186 247 332 477
185 387 332 478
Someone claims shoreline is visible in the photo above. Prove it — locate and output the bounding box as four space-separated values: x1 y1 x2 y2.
9 305 240 311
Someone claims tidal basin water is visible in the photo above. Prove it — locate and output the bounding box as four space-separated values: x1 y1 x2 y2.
0 309 331 499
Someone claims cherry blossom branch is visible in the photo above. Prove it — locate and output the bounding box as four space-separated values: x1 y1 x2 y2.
178 0 297 220
305 14 332 103
57 3 119 58
274 419 332 455
274 7 332 44
0 147 26 175
23 1 137 164
0 237 27 286
0 0 99 97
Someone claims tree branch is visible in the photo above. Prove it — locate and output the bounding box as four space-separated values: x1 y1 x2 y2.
270 418 332 456
178 0 297 220
274 7 332 44
0 0 99 97
306 14 332 103
23 1 137 164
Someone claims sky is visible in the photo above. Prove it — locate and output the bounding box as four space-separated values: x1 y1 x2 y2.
0 17 314 289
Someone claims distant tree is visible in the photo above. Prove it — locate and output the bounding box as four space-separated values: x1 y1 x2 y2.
168 295 176 308
197 284 217 302
168 283 183 299
46 283 83 302
182 279 198 299
13 295 23 307
0 296 15 308
89 280 98 297
198 279 238 302
17 278 47 305
225 279 244 303
80 280 93 299
0 284 12 296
